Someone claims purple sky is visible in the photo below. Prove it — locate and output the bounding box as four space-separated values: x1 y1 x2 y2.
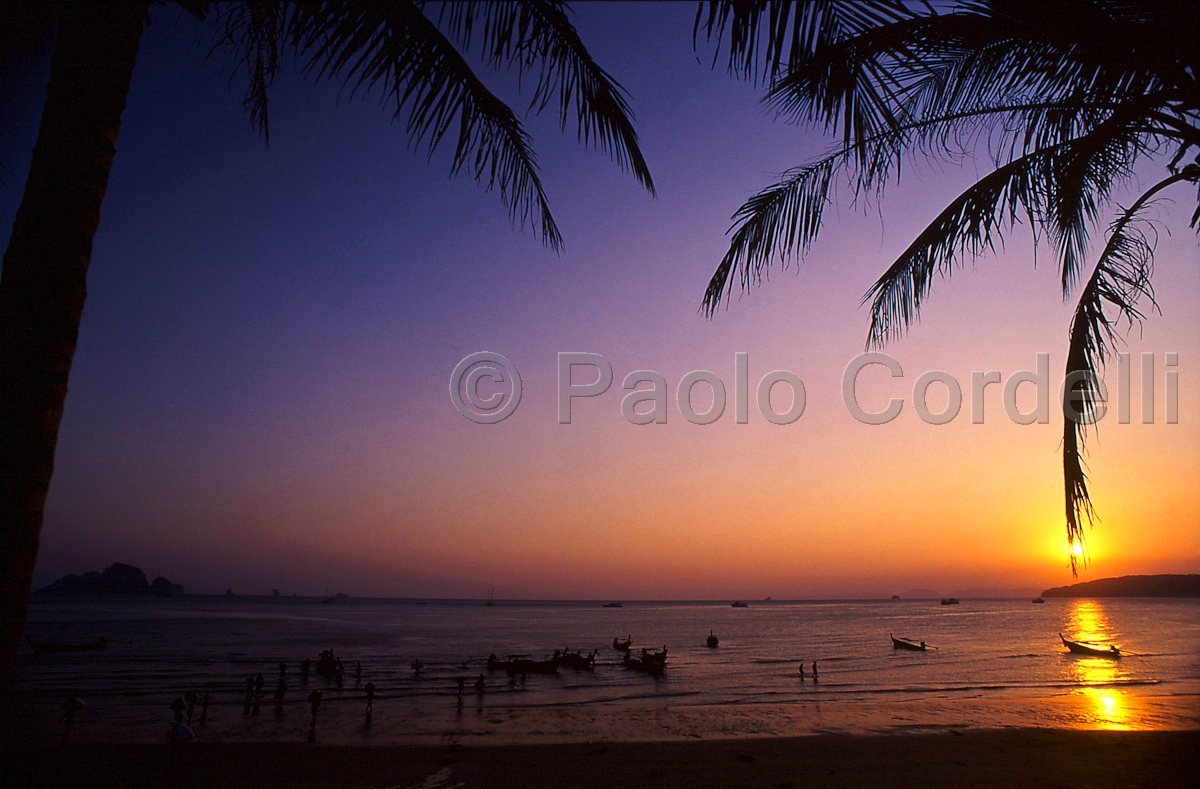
4 3 1197 598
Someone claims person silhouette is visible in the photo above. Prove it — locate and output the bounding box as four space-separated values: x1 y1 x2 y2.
300 658 312 681
474 674 485 695
169 696 186 724
798 662 805 681
274 677 288 704
307 689 323 730
254 673 265 700
200 691 211 724
811 661 819 682
278 661 287 679
60 697 84 746
364 681 376 713
184 690 199 724
168 719 194 757
355 662 363 685
244 676 254 703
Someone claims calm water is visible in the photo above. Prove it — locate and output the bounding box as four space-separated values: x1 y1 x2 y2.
6 596 1199 742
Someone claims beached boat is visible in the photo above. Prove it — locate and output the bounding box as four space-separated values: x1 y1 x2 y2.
706 630 719 648
314 649 342 677
1032 598 1045 604
558 649 597 670
487 653 560 675
890 634 926 651
602 602 623 608
612 636 632 651
1060 633 1121 658
25 636 107 655
731 601 749 608
623 647 667 676
940 598 959 606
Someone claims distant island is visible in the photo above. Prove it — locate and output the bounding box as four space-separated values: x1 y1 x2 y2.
33 562 184 598
1041 574 1200 598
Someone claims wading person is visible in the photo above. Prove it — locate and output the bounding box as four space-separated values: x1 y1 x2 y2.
307 689 323 731
59 697 84 746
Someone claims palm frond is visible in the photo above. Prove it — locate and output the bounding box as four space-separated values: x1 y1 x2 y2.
863 119 1146 348
693 0 913 88
1061 165 1197 573
438 0 654 194
763 2 1187 151
288 1 561 248
702 155 838 314
207 2 285 142
703 98 1149 320
698 0 1199 574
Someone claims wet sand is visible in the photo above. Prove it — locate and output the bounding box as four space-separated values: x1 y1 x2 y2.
7 692 1197 746
3 730 1195 788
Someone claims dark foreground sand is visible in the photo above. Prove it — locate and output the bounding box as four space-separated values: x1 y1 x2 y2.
2 730 1195 789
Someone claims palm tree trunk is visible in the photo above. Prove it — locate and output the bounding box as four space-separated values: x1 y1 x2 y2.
0 3 146 691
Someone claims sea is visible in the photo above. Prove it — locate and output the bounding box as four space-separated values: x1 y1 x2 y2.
5 596 1198 744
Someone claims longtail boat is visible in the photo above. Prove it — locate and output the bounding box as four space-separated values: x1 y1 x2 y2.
623 647 667 676
890 634 927 651
487 653 560 675
558 649 597 670
26 636 107 655
1060 633 1120 658
612 636 632 651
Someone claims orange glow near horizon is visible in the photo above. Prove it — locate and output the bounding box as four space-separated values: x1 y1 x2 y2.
22 6 1200 599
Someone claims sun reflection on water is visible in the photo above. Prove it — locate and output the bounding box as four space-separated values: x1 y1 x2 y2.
1062 600 1132 729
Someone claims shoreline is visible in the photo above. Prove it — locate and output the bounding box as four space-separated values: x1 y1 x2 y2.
3 730 1196 788
5 692 1198 747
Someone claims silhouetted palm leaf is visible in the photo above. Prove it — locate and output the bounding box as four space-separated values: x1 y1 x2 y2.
694 0 912 88
206 1 653 249
1062 165 1197 572
437 1 655 194
698 0 1200 568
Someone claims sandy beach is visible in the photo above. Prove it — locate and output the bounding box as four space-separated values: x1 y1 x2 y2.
3 730 1195 788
